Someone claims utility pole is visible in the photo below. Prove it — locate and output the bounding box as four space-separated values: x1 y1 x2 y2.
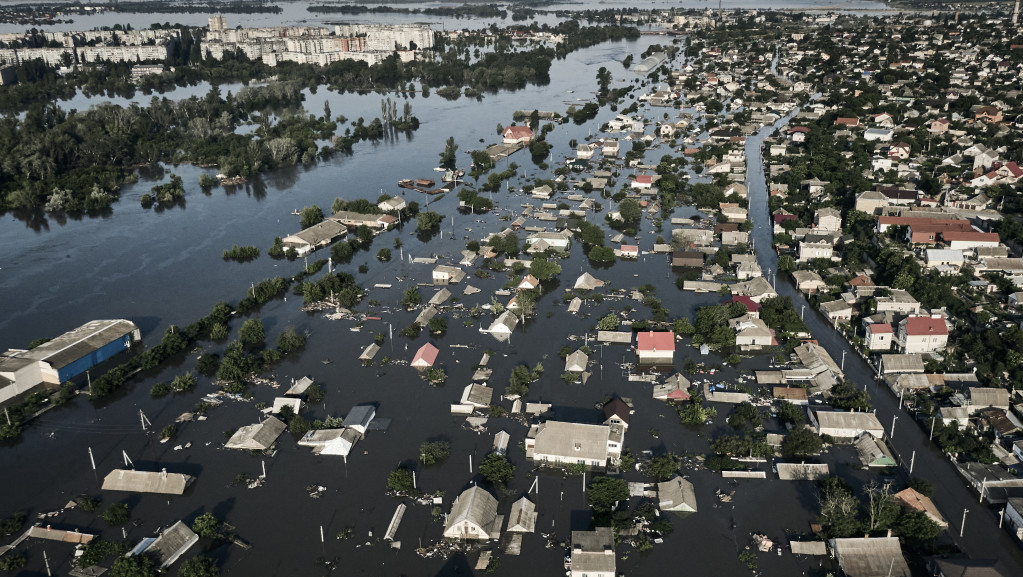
930 417 936 441
890 415 898 439
960 508 969 538
909 451 915 475
88 447 96 471
841 350 846 372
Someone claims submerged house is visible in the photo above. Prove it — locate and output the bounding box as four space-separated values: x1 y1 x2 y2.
506 496 537 533
636 331 675 364
657 476 697 513
127 521 198 569
101 469 195 495
487 311 519 343
411 343 439 368
526 421 623 469
570 527 615 577
442 486 503 541
225 416 286 451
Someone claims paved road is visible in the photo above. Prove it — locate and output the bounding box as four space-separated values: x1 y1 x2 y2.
744 116 1023 573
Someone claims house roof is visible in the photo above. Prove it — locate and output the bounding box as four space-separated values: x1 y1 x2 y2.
139 521 198 568
854 433 897 467
657 476 697 512
411 343 439 367
933 559 1006 577
101 469 195 495
444 486 501 537
774 386 808 402
574 272 606 290
830 537 910 577
814 411 883 434
969 387 1009 407
565 349 588 372
503 125 533 139
903 317 948 336
20 319 138 370
571 528 616 574
461 383 494 407
603 398 630 425
637 331 675 353
893 488 946 527
867 323 893 334
506 497 537 533
530 421 611 463
345 405 375 430
724 295 761 312
225 417 286 450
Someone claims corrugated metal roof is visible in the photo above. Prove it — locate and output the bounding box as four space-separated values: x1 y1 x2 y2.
101 469 194 495
24 320 138 369
831 537 910 577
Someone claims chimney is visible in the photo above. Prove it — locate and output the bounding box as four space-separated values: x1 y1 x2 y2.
887 529 893 538
161 468 167 479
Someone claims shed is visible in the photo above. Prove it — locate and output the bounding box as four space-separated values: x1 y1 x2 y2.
493 430 510 455
359 343 381 362
271 397 302 415
225 417 286 451
506 497 537 533
461 383 494 408
790 541 828 555
657 476 697 513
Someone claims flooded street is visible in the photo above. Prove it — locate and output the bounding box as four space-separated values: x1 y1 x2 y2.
0 3 927 577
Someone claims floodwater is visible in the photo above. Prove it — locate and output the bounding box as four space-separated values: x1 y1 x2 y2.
0 4 910 577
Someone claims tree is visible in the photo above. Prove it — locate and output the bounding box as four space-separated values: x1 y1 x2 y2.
906 477 934 497
618 198 642 224
387 466 416 493
597 313 619 331
428 317 447 333
277 327 305 353
587 476 629 512
109 554 156 577
402 286 422 308
508 365 531 396
178 556 220 577
102 503 130 526
416 211 443 231
727 402 762 430
895 510 941 544
0 555 25 573
782 427 823 458
864 481 899 532
777 254 795 272
528 256 562 281
775 400 806 426
420 441 451 465
305 383 325 404
300 205 324 229
588 245 616 262
816 477 859 538
376 248 392 262
646 453 681 481
439 136 458 168
479 453 514 484
238 319 265 344
191 512 220 539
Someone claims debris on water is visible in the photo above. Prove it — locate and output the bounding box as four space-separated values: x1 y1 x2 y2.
306 485 327 498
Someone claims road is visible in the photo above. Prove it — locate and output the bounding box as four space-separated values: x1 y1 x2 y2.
744 114 1023 573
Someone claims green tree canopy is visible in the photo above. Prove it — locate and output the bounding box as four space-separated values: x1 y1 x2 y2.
587 476 629 512
479 453 514 484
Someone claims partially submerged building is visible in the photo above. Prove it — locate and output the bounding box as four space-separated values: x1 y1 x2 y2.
506 496 537 533
525 421 623 469
127 520 198 569
569 527 615 577
442 486 503 541
225 416 286 451
101 469 195 495
829 537 910 577
657 476 697 513
1 319 140 407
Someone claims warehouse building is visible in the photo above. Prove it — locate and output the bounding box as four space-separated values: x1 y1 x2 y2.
0 319 140 407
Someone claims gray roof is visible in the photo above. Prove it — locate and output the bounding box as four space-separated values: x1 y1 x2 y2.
284 219 347 247
225 416 286 450
444 486 501 539
790 540 828 555
461 383 494 407
969 387 1009 408
830 537 910 577
565 350 588 372
574 272 605 290
506 496 537 533
776 463 830 480
429 288 452 306
854 433 897 467
530 421 610 463
18 319 138 370
815 411 884 435
881 354 925 374
142 521 198 568
571 527 615 574
101 469 194 495
657 476 697 512
345 405 375 431
794 342 844 378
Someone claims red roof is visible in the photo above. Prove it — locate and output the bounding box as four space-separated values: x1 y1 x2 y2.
620 245 639 253
637 331 675 353
788 126 810 133
411 343 439 367
667 387 691 400
1003 162 1023 178
503 126 533 139
867 323 893 334
834 117 860 126
773 214 798 224
941 231 999 243
635 175 653 184
724 295 761 313
904 317 948 336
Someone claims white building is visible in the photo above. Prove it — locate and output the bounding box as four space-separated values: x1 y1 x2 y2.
526 421 623 469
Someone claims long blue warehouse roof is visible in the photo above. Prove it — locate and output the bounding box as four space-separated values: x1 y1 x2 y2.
23 319 139 369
